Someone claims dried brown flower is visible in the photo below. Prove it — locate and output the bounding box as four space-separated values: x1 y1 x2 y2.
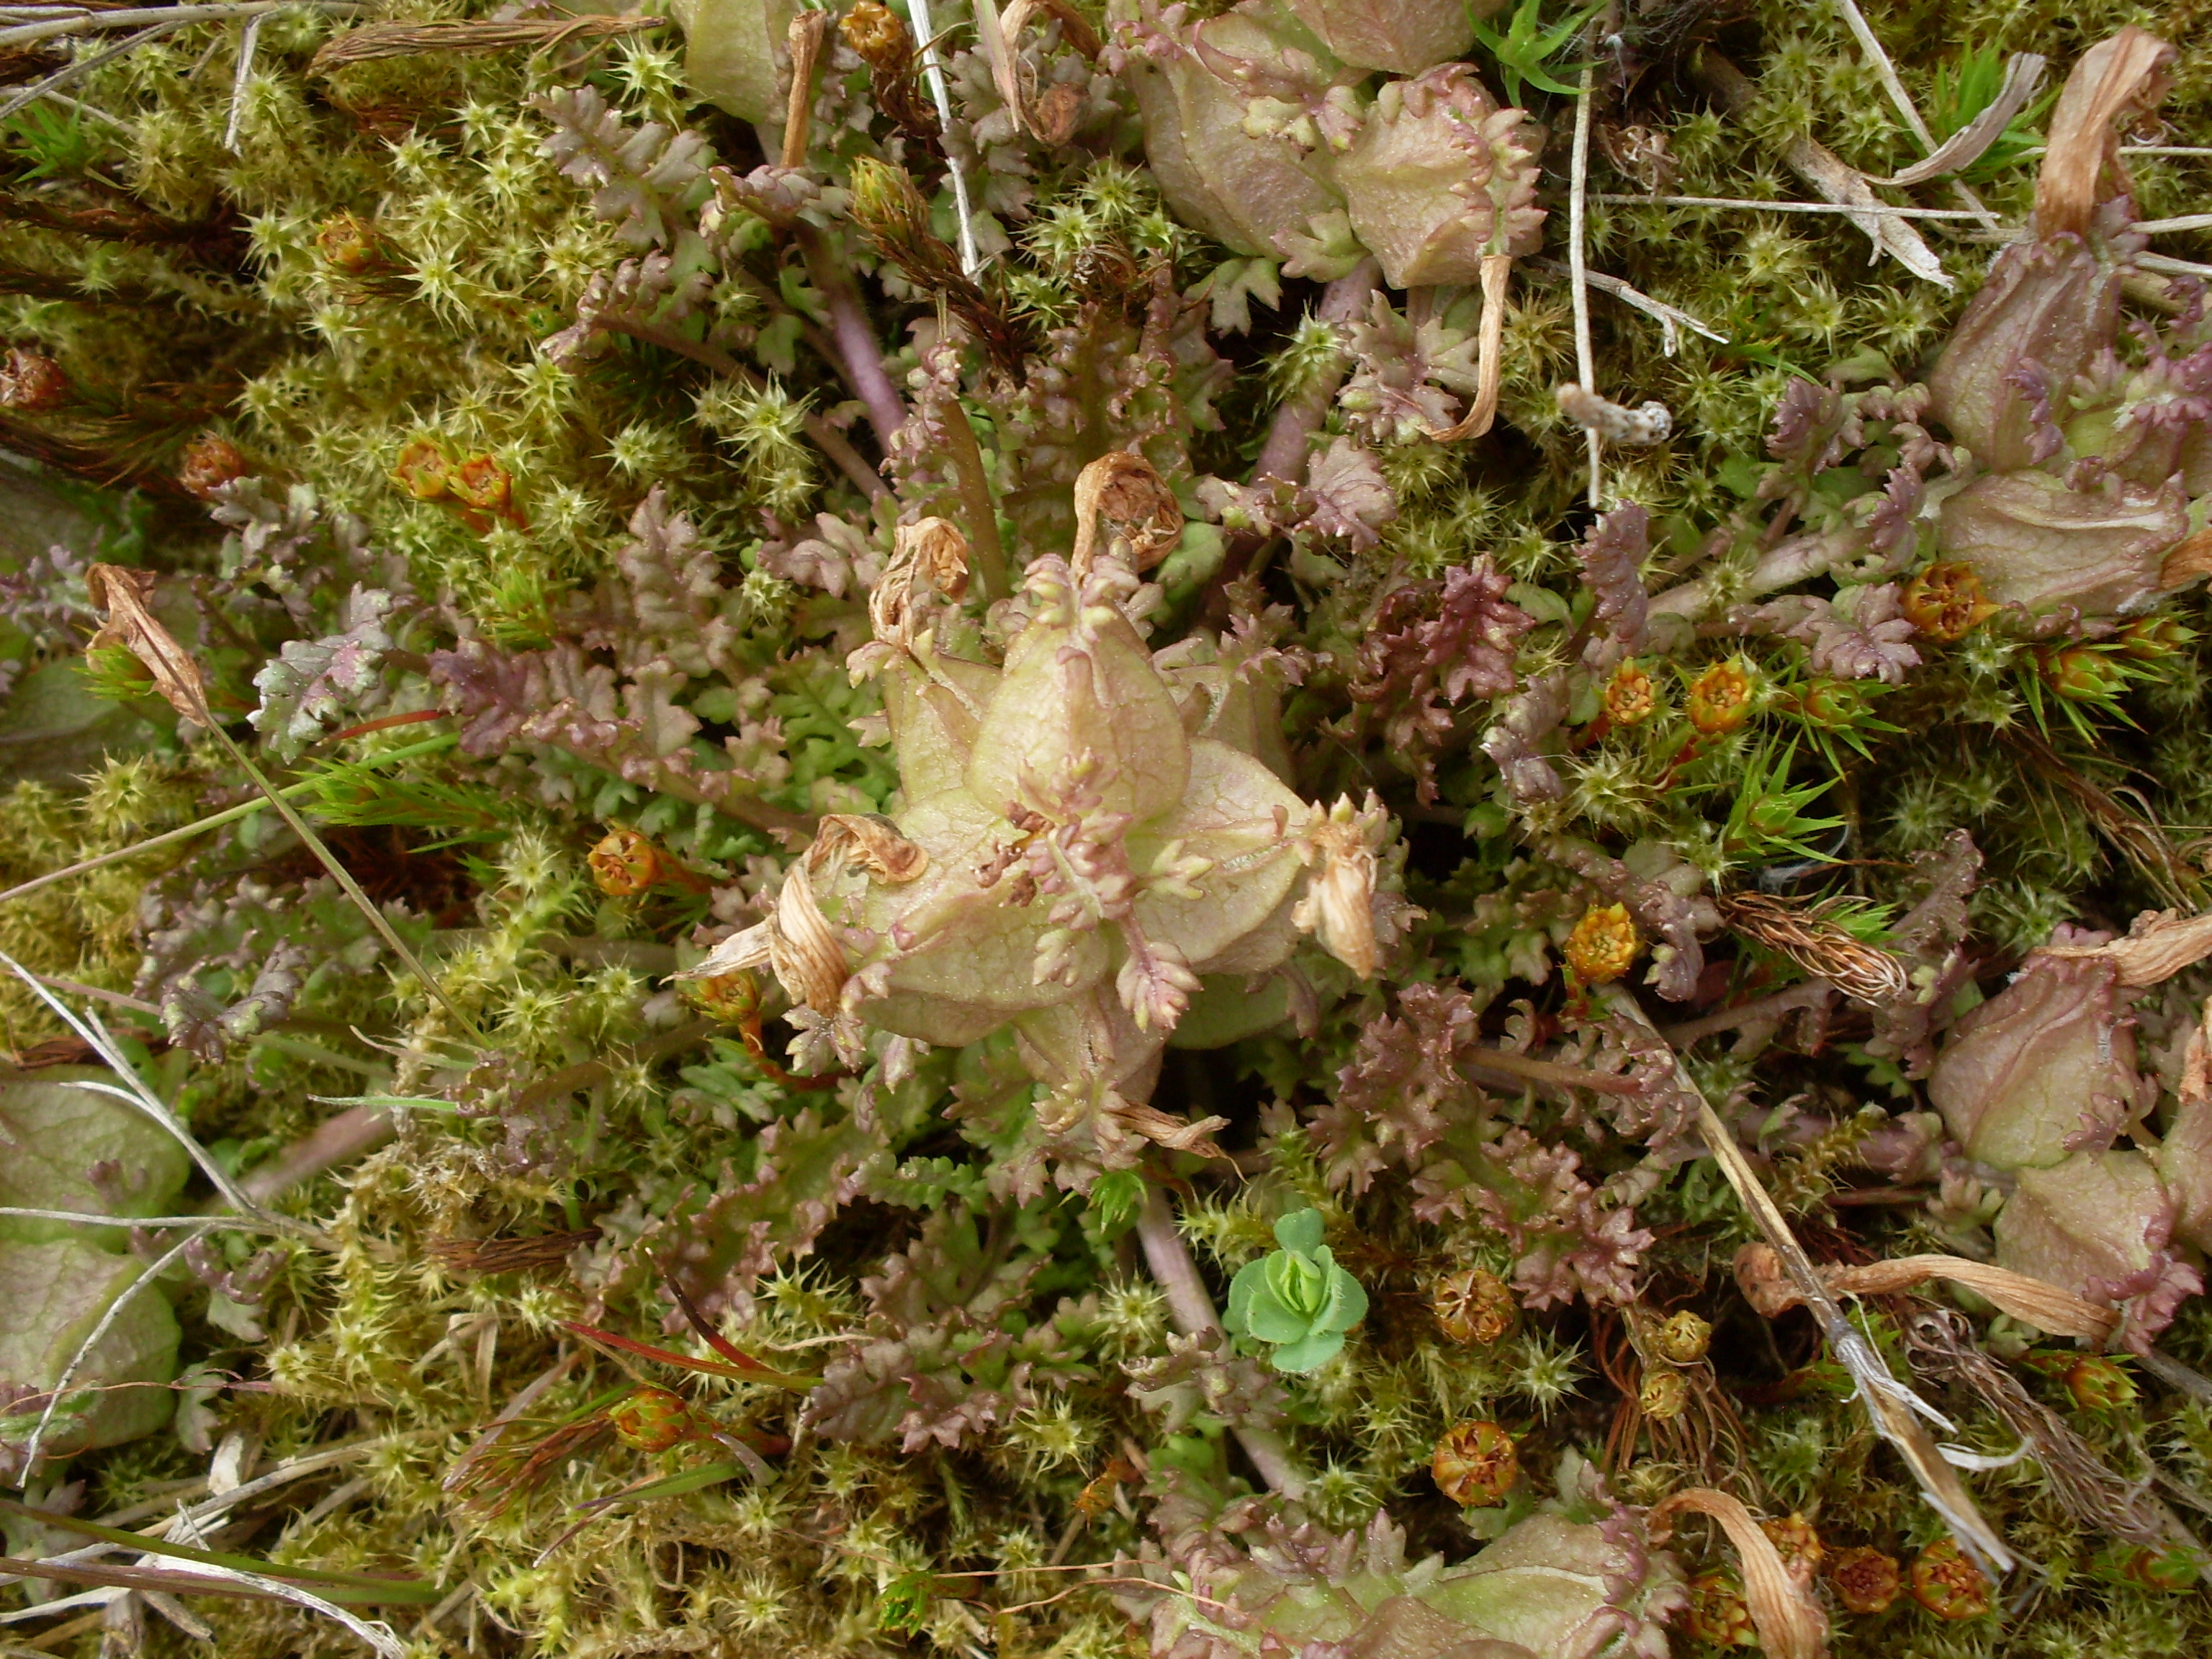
1900 562 1999 641
1431 1419 1517 1505
1431 1267 1516 1344
1716 891 1912 1004
178 434 251 501
0 346 68 413
315 212 382 274
1827 1545 1900 1614
1652 1309 1712 1364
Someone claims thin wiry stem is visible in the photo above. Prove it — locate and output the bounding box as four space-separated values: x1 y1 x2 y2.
1135 1186 1308 1500
220 10 263 151
15 1233 197 1475
0 733 454 912
1829 0 2001 230
1594 192 1988 220
0 21 177 122
0 951 275 1225
0 1 357 50
905 0 979 276
1569 60 1600 508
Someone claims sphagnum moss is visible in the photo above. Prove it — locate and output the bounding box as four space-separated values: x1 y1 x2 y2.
2 2 2212 1656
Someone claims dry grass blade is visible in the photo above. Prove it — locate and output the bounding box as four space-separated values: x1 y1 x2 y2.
1716 891 1912 1004
1601 986 2016 1578
308 12 656 74
2036 26 2175 238
81 567 488 1048
1902 1307 2198 1563
1650 1488 1827 1659
1874 53 2047 186
1735 1244 2118 1345
0 1553 405 1655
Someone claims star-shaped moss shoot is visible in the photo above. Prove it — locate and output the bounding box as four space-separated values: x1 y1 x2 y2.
1226 1208 1369 1373
683 455 1397 1188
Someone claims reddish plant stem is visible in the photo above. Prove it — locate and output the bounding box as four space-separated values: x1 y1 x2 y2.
796 225 909 451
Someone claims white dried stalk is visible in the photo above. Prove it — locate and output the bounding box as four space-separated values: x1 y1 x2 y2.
904 0 980 276
1568 60 1599 507
221 9 261 150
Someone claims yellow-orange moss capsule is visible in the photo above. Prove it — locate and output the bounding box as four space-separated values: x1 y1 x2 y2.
1602 658 1658 727
589 828 665 896
1908 1538 1990 1619
1828 1545 1901 1614
1431 1267 1516 1345
1565 902 1640 984
1685 659 1755 734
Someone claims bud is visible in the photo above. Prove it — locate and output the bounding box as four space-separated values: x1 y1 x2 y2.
1334 65 1545 288
839 0 905 61
1782 678 1869 729
449 453 520 521
178 434 251 500
2041 644 2128 703
1827 1545 1900 1614
1636 1367 1687 1421
2061 1353 2136 1411
1683 1574 1755 1647
0 345 69 412
1431 1419 1517 1506
2105 1543 2200 1593
1564 902 1640 985
1601 659 1658 727
1652 1310 1712 1365
608 1385 694 1452
1907 1539 1990 1620
1899 561 2000 641
1430 1267 1515 1345
315 212 381 274
391 438 451 501
589 828 665 896
1684 659 1755 735
2120 613 2193 660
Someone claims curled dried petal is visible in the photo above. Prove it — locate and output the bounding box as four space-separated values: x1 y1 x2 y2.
809 814 931 884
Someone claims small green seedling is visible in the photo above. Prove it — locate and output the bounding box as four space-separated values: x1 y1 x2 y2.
1225 1209 1368 1373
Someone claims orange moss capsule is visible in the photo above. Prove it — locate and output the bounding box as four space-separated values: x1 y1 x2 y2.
1565 902 1640 984
1900 562 1999 642
681 969 764 1024
1431 1420 1517 1506
449 452 520 521
1685 659 1755 735
1908 1538 1990 1620
1431 1267 1516 1345
1601 658 1658 727
1827 1545 1900 1614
